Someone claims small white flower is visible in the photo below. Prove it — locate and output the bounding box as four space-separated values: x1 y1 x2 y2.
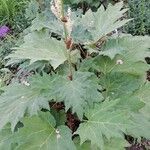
116 59 123 65
55 129 60 134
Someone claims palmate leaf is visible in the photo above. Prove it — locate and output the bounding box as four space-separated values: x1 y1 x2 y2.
51 71 103 119
0 73 53 131
79 55 149 78
15 112 76 150
6 30 67 69
100 34 150 61
75 100 132 150
31 12 63 35
90 2 130 41
71 2 130 43
76 100 150 150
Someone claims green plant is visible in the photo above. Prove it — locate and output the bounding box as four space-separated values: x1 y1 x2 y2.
0 0 25 24
0 0 30 34
124 0 150 35
0 1 150 150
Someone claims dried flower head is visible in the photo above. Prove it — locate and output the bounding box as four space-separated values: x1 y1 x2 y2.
116 59 123 65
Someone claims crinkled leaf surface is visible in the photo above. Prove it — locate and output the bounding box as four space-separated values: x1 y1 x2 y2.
113 60 149 77
75 100 132 149
92 56 117 74
80 55 149 78
127 114 150 139
91 2 130 41
72 2 130 43
135 82 150 119
74 137 129 150
51 72 103 119
31 12 63 35
99 72 142 99
0 124 14 150
115 95 144 113
102 138 129 150
6 30 67 69
76 99 150 149
100 34 150 61
15 112 76 150
0 74 53 131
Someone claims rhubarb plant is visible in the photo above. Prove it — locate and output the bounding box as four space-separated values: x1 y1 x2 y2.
0 1 150 150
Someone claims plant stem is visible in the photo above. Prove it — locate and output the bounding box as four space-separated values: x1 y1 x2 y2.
60 0 73 80
60 0 68 39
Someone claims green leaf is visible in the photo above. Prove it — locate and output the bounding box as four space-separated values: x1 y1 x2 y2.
6 30 67 69
51 72 103 119
115 95 144 113
31 12 63 35
99 72 142 99
113 60 150 77
75 100 132 149
103 138 129 150
72 2 130 43
15 112 76 150
76 99 150 149
80 55 149 78
71 10 93 43
100 34 150 62
74 137 129 150
51 110 66 126
127 114 150 139
91 2 130 41
0 73 53 131
135 82 150 119
92 56 116 74
0 124 14 150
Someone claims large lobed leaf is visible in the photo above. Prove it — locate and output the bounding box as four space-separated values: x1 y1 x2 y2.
75 100 132 149
76 99 150 149
15 112 76 150
51 72 103 119
72 2 130 43
30 12 63 35
100 34 150 61
6 30 67 69
0 73 53 131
